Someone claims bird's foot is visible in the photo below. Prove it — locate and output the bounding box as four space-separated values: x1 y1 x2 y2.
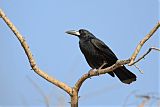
95 62 107 76
99 62 107 69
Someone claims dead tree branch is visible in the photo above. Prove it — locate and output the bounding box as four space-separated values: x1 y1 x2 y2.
132 47 160 65
136 94 160 107
0 9 73 96
129 22 160 65
134 64 144 74
138 98 150 107
27 76 50 107
74 59 131 92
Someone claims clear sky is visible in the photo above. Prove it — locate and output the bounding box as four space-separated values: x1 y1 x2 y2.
0 0 159 107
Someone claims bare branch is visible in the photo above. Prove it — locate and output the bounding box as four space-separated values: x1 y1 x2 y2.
0 9 72 96
138 98 150 107
132 47 160 65
128 22 160 65
136 94 160 107
136 95 151 99
27 76 50 107
74 59 131 92
136 95 151 107
123 90 138 107
134 64 144 74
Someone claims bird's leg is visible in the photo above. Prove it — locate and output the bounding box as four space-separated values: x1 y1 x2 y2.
88 68 97 78
96 62 107 76
99 62 107 69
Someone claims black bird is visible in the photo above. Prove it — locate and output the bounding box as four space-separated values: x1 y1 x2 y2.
66 29 136 84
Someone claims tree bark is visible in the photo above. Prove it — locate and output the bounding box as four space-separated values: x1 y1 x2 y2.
71 89 78 107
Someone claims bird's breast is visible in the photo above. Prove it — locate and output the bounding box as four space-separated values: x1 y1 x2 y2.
79 40 97 56
79 40 106 69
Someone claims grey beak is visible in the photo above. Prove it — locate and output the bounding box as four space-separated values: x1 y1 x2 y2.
65 30 80 36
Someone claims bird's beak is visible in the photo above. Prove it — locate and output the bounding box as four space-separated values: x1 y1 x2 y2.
65 30 80 36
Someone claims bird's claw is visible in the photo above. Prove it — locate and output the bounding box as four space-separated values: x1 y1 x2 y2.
95 63 106 76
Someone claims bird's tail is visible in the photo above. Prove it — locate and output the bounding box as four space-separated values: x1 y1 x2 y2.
114 66 136 84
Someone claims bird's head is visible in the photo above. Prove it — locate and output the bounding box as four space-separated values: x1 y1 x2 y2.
66 29 94 39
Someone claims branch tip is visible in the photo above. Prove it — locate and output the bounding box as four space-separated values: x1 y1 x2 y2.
130 47 160 65
134 64 144 74
128 22 160 66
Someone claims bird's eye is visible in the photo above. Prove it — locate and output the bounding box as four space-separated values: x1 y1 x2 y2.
79 30 86 35
79 30 83 34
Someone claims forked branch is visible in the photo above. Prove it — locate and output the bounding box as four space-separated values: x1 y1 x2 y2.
132 47 160 65
128 22 160 65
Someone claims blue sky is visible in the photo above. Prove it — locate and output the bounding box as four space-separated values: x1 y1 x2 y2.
0 0 159 106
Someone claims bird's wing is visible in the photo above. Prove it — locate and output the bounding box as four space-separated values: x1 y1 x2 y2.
91 38 118 61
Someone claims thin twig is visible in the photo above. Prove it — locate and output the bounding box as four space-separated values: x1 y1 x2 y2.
123 90 138 107
134 64 144 74
136 95 151 107
129 22 160 65
136 95 151 99
98 62 107 70
138 98 150 107
27 76 50 107
132 47 160 65
136 94 160 107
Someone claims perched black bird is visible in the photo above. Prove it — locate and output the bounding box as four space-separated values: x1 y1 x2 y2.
66 29 136 84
